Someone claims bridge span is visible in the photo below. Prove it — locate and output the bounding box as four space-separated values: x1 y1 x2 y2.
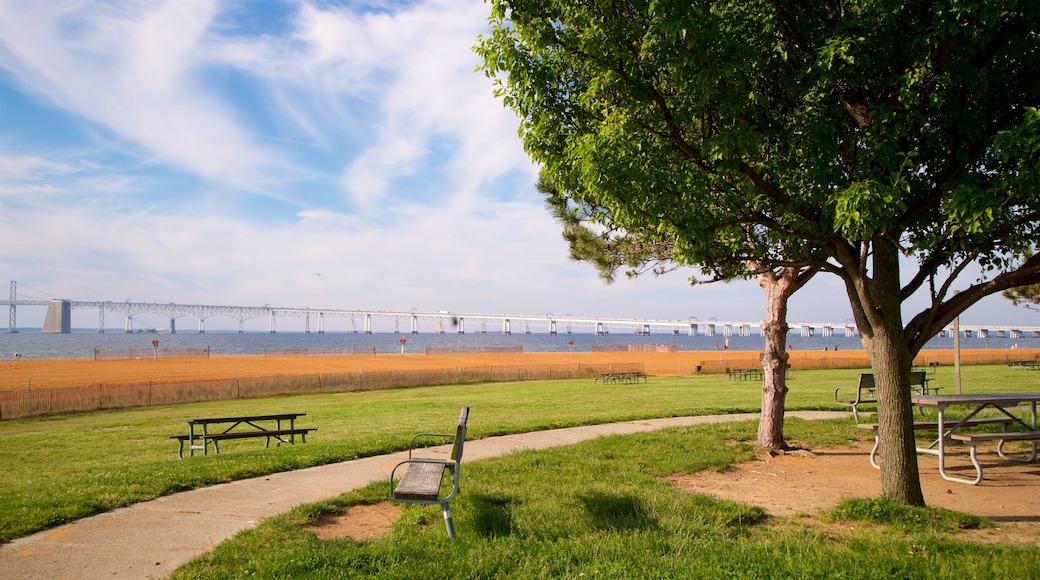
3 297 1040 340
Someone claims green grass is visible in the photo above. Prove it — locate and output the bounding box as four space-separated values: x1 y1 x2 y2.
170 421 1039 579
0 364 1035 544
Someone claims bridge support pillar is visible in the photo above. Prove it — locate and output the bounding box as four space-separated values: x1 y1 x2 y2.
595 322 606 336
269 311 276 334
549 320 557 335
457 317 465 334
199 319 206 334
364 313 372 335
42 300 72 334
318 312 324 334
689 323 697 336
169 319 176 334
411 314 419 334
502 318 511 335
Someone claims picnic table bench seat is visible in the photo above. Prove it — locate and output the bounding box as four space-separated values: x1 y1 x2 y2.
390 407 469 539
948 431 1040 484
857 417 1015 469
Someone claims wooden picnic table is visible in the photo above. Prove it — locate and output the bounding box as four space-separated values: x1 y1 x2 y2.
170 413 316 458
1007 360 1040 370
910 392 1040 484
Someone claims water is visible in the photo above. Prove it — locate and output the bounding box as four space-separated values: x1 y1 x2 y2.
1 328 1033 360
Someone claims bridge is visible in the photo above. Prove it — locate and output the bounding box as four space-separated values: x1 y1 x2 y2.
3 281 1039 339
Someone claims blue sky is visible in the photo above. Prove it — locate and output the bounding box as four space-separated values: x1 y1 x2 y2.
0 0 1035 331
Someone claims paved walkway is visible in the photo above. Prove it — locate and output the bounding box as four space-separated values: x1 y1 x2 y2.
0 411 847 579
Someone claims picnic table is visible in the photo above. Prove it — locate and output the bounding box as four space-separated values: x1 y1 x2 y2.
595 371 648 384
910 392 1040 484
728 368 763 381
1007 360 1040 370
170 413 316 458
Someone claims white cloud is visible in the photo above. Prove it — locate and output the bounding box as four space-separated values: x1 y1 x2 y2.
0 0 286 191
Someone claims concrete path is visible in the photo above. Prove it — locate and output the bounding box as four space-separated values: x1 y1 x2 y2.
0 411 847 579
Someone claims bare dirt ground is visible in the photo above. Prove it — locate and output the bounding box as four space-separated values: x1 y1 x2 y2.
308 441 1040 546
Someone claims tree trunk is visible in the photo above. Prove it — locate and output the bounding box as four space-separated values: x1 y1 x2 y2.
755 269 795 451
855 240 926 505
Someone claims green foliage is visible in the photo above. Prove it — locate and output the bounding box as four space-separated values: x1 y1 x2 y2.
478 0 1040 351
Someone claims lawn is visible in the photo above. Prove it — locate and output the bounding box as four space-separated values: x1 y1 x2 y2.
0 364 1035 544
170 420 1040 579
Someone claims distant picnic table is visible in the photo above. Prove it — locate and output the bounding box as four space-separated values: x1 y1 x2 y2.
169 413 316 458
728 368 763 381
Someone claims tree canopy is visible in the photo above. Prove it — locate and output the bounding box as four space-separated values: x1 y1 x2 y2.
479 0 1040 504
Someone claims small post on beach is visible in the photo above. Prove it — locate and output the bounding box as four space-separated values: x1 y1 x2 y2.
400 337 406 357
152 339 159 361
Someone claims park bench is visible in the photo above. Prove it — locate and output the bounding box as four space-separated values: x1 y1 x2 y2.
390 407 469 539
169 413 316 459
948 430 1040 484
833 371 934 422
857 417 1015 469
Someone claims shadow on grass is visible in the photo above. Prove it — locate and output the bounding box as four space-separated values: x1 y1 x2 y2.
579 491 659 532
470 492 516 538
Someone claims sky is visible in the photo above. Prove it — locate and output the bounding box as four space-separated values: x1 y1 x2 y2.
0 0 1035 332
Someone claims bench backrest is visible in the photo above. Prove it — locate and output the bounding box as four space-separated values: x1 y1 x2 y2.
857 373 876 389
450 407 469 463
858 372 926 389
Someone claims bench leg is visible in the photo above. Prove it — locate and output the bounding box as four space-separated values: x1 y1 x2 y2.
996 439 1039 463
868 435 880 470
959 443 985 485
441 502 456 540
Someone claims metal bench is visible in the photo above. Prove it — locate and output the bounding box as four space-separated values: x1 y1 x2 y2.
390 407 469 539
834 371 933 422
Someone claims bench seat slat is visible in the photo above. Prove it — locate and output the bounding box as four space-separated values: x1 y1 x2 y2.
950 431 1040 442
169 428 315 441
393 462 447 500
856 417 1015 432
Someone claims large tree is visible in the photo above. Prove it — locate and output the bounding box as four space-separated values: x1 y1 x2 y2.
541 172 817 452
479 0 1040 505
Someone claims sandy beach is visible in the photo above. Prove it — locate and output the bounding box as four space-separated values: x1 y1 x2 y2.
2 348 1036 391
